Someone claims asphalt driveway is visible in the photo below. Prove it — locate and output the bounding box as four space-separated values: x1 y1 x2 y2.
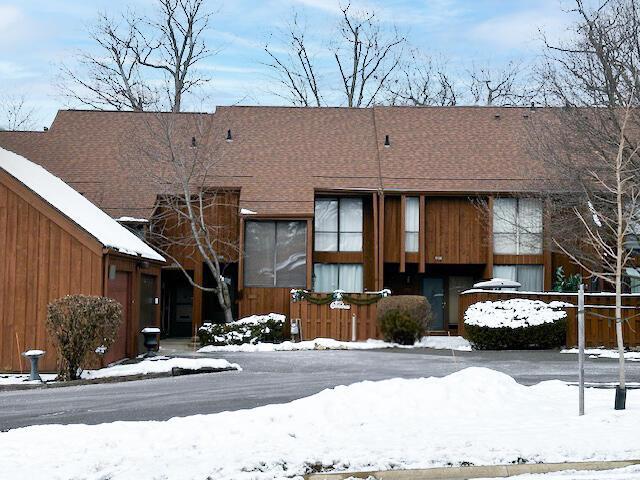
1 348 638 430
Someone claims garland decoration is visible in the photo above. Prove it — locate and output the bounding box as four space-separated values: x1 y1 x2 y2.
290 288 391 305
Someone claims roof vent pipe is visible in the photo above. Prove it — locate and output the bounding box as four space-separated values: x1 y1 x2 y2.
384 134 390 148
226 129 233 142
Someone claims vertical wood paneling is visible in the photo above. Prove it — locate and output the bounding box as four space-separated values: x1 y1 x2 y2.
292 295 381 341
0 178 109 372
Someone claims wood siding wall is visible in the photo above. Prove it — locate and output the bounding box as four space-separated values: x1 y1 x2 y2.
238 287 292 319
458 290 640 347
290 297 381 341
0 175 104 372
426 197 487 264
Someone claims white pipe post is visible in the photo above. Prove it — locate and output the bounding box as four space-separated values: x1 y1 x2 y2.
578 283 585 416
351 314 357 342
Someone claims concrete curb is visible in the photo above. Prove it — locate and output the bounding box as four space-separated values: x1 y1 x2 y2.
305 459 640 479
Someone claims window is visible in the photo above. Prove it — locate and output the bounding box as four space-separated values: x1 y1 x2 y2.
314 264 363 292
314 198 363 252
493 198 542 254
405 197 419 252
244 221 307 287
493 265 543 292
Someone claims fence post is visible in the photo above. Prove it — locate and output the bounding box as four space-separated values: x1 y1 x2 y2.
578 284 585 416
352 314 357 342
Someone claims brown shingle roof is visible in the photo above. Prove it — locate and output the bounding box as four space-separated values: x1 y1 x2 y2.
0 106 551 218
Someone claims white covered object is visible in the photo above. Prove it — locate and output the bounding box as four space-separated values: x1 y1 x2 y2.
473 278 521 289
465 298 569 329
0 147 164 261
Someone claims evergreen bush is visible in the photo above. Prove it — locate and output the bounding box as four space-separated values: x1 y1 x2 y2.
198 313 286 346
377 296 431 345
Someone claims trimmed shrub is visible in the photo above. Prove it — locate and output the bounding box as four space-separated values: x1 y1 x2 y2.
47 295 122 380
377 296 431 345
198 313 286 346
464 299 568 350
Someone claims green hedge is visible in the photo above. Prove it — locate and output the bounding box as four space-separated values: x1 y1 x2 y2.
198 314 286 347
377 296 432 345
465 319 567 350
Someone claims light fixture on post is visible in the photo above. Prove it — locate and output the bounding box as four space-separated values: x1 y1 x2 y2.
226 129 233 142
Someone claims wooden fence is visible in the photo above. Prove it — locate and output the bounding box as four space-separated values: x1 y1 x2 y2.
459 290 640 347
289 295 382 341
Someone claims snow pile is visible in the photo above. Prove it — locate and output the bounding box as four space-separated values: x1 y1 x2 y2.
81 357 241 379
232 313 286 325
465 299 569 329
0 147 163 261
0 373 56 386
561 348 640 362
2 367 640 479
198 336 471 353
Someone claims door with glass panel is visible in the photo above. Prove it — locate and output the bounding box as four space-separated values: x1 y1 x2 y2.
422 277 445 330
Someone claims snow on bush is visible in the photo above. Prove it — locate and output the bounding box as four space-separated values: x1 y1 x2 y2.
198 313 286 347
464 299 570 350
465 299 569 329
3 367 640 479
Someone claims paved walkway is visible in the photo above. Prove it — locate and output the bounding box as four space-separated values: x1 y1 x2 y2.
0 348 638 430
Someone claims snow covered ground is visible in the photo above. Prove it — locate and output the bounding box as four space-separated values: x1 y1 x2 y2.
198 335 472 353
0 357 241 385
0 373 57 386
561 348 640 362
2 367 639 480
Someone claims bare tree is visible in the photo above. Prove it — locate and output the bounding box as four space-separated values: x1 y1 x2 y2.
386 49 457 106
264 3 405 107
332 4 406 107
468 61 540 106
531 0 640 409
0 95 36 131
59 0 214 112
128 114 237 323
264 13 323 107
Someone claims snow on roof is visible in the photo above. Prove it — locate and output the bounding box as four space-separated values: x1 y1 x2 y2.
0 147 164 262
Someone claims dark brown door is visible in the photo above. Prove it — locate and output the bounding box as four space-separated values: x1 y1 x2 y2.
105 271 131 364
138 274 157 353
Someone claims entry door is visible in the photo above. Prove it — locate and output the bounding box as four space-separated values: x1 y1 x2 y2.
106 271 131 364
138 274 157 353
423 277 445 330
448 276 475 328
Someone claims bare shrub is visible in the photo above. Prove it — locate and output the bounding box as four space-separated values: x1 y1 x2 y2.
47 295 122 380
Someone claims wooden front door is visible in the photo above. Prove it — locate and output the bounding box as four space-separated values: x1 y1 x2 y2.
105 271 131 364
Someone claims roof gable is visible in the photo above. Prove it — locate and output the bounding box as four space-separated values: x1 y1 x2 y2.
0 147 164 261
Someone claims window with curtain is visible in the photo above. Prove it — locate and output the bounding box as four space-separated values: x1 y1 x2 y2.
314 198 363 252
244 221 307 287
313 263 363 292
405 197 419 252
493 265 544 291
493 198 543 254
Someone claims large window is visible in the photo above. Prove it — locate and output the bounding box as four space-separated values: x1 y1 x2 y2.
314 198 363 252
493 265 543 292
493 198 543 254
405 197 420 252
244 221 307 287
314 264 363 292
